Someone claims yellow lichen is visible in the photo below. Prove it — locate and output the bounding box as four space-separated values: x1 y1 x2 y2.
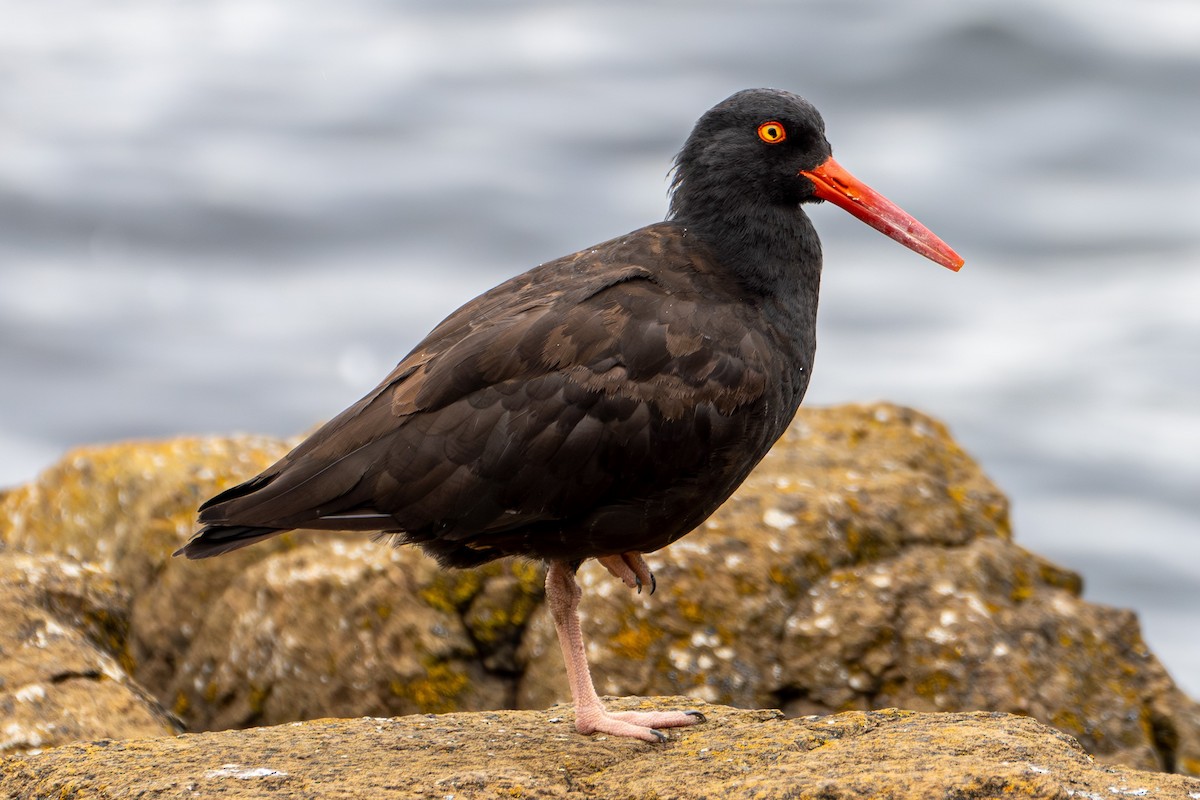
676 597 705 624
248 684 269 715
510 559 544 594
1038 562 1082 595
462 562 544 645
390 661 470 713
419 570 483 613
914 671 954 699
1050 709 1086 737
610 618 659 661
767 565 791 588
470 607 512 644
1009 567 1034 603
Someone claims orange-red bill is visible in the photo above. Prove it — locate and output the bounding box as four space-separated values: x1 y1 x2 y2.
799 156 964 271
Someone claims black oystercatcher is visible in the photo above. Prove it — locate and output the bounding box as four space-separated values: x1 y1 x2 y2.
177 88 962 742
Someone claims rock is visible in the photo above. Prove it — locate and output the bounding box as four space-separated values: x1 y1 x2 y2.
2 404 1198 777
3 701 1199 799
0 436 299 709
0 434 296 700
0 436 293 584
0 553 179 754
166 541 542 731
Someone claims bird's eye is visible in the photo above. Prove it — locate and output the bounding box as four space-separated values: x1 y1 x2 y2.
757 121 787 144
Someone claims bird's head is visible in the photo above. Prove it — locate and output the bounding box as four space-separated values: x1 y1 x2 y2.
670 88 962 271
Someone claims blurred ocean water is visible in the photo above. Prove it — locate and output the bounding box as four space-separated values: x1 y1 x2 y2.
0 0 1197 693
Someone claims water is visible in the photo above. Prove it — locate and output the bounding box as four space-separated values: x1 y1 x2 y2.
1 0 1197 694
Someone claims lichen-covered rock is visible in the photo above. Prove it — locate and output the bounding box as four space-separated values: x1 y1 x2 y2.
0 436 300 714
776 537 1197 773
0 436 292 580
4 701 1200 799
2 404 1198 777
0 553 179 753
167 540 543 731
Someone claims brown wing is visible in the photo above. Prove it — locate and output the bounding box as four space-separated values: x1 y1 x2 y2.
190 222 795 565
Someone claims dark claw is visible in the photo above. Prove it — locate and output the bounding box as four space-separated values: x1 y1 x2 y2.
650 728 668 743
635 576 643 594
649 573 657 595
685 710 707 723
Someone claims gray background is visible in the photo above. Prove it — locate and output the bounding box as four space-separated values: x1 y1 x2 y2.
1 0 1197 693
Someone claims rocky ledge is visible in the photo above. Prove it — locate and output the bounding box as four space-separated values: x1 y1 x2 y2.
1 402 1198 789
3 700 1200 799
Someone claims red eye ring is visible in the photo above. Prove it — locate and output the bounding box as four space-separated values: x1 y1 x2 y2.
757 121 787 144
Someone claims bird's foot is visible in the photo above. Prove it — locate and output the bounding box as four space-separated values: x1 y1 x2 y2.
596 552 656 594
574 703 705 742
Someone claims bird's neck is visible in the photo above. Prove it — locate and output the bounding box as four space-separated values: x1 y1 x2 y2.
669 196 823 303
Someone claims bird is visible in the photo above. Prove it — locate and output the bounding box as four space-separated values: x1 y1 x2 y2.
176 88 962 742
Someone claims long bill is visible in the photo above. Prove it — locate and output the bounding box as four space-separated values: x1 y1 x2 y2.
799 156 964 271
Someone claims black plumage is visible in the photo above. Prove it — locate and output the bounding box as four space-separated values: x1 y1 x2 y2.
188 223 809 565
177 88 961 741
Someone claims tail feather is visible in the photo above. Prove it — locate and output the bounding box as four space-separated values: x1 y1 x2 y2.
183 412 401 559
198 472 276 515
174 524 286 559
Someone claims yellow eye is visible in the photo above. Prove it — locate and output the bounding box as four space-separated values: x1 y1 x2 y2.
757 121 787 144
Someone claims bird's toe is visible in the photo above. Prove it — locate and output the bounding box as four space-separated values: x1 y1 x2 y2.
608 709 706 731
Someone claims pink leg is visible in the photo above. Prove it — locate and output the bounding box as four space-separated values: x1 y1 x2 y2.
545 559 705 742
